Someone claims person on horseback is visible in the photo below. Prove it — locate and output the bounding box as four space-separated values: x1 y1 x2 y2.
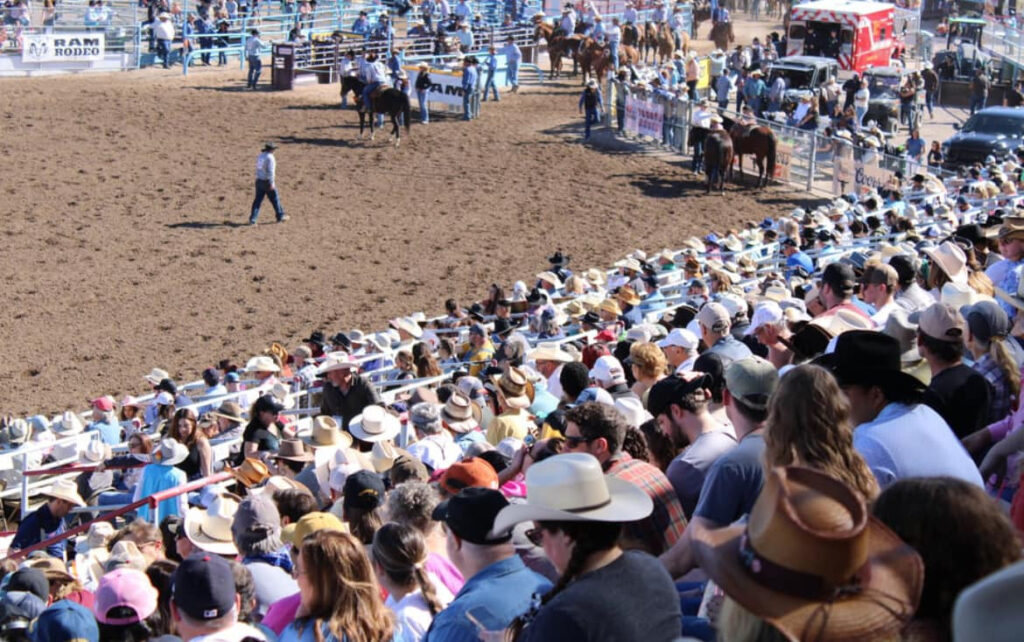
690 98 712 173
591 14 606 41
555 3 574 37
652 0 666 24
623 0 637 25
361 52 386 114
711 3 730 25
669 5 686 49
607 17 621 72
739 105 757 126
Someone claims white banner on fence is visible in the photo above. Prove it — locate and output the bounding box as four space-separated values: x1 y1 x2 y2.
22 33 105 63
624 96 664 139
832 153 895 195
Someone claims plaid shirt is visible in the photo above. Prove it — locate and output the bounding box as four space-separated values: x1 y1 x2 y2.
604 453 687 556
974 354 1012 424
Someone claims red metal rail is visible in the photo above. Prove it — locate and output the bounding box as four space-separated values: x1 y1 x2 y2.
21 462 146 477
4 472 232 562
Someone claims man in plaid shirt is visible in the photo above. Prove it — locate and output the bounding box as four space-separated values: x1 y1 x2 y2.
563 402 686 555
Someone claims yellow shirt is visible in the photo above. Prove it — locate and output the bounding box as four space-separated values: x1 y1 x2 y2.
485 409 534 445
461 340 495 377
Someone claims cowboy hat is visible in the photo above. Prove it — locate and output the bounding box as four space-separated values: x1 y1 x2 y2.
598 299 622 317
317 352 361 375
490 367 533 410
274 438 314 463
79 440 112 464
493 453 652 534
44 478 86 507
226 458 271 488
54 411 85 436
391 317 423 339
922 241 968 286
302 415 353 449
815 331 926 396
157 438 190 467
582 268 608 287
4 417 30 446
440 392 481 434
184 493 241 556
349 405 401 443
616 286 643 307
691 466 923 641
528 343 573 364
210 401 245 424
270 382 295 410
682 237 706 253
245 355 280 374
370 440 399 473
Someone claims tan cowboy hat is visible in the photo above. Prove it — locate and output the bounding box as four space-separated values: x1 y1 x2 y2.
302 416 353 449
245 355 280 374
536 271 564 289
582 268 608 287
691 466 923 641
184 493 241 556
490 367 533 410
349 405 401 442
440 392 481 434
144 368 169 384
528 343 573 364
494 453 652 533
226 458 271 488
211 401 245 424
316 352 360 375
616 286 643 307
391 317 423 339
683 237 706 253
370 440 399 473
922 241 968 286
274 437 314 463
44 478 86 507
598 298 622 317
563 300 588 318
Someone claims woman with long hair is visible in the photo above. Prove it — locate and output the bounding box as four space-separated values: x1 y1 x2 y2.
243 395 284 458
280 530 394 642
167 408 212 480
372 523 453 641
764 364 879 501
963 300 1020 424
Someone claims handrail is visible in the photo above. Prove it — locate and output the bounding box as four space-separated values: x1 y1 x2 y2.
21 462 145 477
4 472 231 562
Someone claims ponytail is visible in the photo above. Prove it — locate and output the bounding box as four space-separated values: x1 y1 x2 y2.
413 566 444 616
990 336 1021 401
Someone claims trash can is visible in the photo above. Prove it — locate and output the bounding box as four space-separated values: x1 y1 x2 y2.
272 44 295 91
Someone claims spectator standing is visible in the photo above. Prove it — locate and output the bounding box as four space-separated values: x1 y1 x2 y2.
461 56 477 120
970 68 990 115
153 11 175 68
906 128 925 163
689 98 711 173
249 142 287 225
415 61 431 124
853 79 869 129
134 439 189 525
481 45 500 102
501 35 521 92
922 62 939 118
244 28 263 89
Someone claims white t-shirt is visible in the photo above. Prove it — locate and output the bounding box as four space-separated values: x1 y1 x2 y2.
854 88 869 109
387 586 454 642
190 621 267 642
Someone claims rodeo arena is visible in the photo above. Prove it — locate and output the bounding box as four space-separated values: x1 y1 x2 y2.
15 0 1024 638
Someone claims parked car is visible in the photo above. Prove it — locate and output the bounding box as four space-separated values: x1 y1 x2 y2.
765 56 840 112
862 66 919 134
942 107 1024 168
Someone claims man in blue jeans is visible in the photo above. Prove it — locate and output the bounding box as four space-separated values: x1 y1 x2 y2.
244 28 263 89
250 142 288 225
481 46 500 102
579 79 604 140
501 35 521 92
461 56 478 120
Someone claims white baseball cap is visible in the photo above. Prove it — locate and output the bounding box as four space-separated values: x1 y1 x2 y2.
657 328 699 351
588 355 627 386
745 301 784 336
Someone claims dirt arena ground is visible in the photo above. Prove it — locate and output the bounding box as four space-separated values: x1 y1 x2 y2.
0 16 827 415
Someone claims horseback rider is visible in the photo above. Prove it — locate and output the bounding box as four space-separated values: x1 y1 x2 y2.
669 5 686 49
739 104 757 127
361 52 386 113
652 0 666 24
623 0 637 25
711 3 730 25
607 17 621 72
555 3 575 37
690 98 712 174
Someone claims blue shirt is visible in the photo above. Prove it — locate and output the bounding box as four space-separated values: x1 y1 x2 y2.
906 137 925 159
424 555 551 642
485 53 498 73
853 402 984 490
502 43 522 62
351 16 370 34
785 250 813 276
462 65 478 91
12 502 66 559
135 463 188 523
87 420 122 445
706 335 753 368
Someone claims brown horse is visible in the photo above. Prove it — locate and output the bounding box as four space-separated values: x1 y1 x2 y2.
692 2 712 28
709 21 735 50
656 22 675 65
622 22 641 48
705 130 734 194
729 122 777 188
576 38 602 84
533 19 570 79
592 45 641 80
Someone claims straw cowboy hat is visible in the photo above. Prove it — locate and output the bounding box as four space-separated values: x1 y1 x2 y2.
245 355 280 374
274 438 314 463
226 458 271 488
536 271 564 289
682 237 706 253
185 493 241 556
391 317 423 339
563 300 588 318
598 299 622 317
490 367 533 410
370 440 399 473
144 368 170 385
44 478 86 507
349 405 401 443
616 286 643 307
582 268 608 287
528 343 573 364
210 401 245 425
691 466 923 641
302 416 353 449
440 392 481 434
923 241 968 286
54 411 85 436
494 453 652 534
317 352 361 375
74 522 115 587
157 438 189 467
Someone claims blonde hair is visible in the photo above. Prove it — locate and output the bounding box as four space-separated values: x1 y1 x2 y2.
976 334 1022 402
764 365 879 501
629 341 668 379
968 270 994 297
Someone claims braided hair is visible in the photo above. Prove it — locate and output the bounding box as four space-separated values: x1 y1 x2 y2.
371 523 445 616
506 520 622 640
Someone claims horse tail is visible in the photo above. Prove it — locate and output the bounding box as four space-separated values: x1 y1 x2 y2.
765 130 776 181
403 93 411 133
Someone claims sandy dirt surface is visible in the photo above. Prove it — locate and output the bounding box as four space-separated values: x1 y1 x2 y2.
0 18 824 415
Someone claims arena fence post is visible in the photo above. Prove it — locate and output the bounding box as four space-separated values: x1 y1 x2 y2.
806 131 815 192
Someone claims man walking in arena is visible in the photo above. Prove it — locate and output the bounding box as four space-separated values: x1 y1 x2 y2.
250 142 288 225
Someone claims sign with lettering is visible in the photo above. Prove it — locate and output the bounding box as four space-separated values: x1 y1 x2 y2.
625 95 664 139
22 33 105 62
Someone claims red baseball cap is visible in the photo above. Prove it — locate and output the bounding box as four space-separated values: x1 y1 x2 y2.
439 458 499 495
91 396 115 412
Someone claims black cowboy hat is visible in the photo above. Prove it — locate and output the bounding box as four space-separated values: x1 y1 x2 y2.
548 250 571 267
331 332 352 350
672 304 699 328
581 311 602 326
525 288 546 306
468 302 486 322
304 330 326 345
780 322 831 362
814 331 925 397
493 317 516 338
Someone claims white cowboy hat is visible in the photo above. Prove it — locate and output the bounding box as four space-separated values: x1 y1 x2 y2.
391 317 423 339
245 355 280 374
317 352 360 375
370 440 399 473
528 343 573 364
349 405 401 442
5 418 30 446
924 241 969 286
80 439 112 464
493 453 652 533
55 411 85 436
536 271 564 288
184 493 241 556
582 268 608 287
302 415 353 449
157 438 189 467
44 478 86 507
270 382 296 410
143 368 169 385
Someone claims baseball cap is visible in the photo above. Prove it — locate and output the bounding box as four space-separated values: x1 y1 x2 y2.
724 356 779 410
917 302 966 343
230 492 281 543
588 355 627 386
962 300 1010 344
646 373 713 417
7 568 48 602
821 262 856 294
28 599 98 642
91 396 114 412
224 371 240 383
745 301 784 336
887 254 917 285
696 302 731 333
574 386 615 406
438 457 499 495
342 470 386 511
657 328 699 351
281 511 346 547
431 487 512 545
862 263 898 288
171 554 236 621
469 323 488 337
93 568 158 625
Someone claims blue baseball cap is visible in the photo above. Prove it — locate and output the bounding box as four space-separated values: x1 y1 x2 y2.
172 554 236 621
28 600 98 642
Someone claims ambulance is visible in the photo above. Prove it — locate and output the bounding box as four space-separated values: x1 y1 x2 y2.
786 0 905 73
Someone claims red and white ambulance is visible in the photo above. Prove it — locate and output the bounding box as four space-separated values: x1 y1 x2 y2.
786 0 905 73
